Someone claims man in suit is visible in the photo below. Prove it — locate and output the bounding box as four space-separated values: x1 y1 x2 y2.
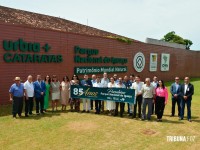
170 77 181 117
180 77 194 122
34 75 46 115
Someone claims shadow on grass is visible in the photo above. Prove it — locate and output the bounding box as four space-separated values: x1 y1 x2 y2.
0 104 12 117
18 111 61 120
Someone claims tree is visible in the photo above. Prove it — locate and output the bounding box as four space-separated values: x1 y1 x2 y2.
161 31 193 50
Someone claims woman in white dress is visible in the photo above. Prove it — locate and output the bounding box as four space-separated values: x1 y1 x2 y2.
51 75 60 111
107 77 116 115
60 76 70 111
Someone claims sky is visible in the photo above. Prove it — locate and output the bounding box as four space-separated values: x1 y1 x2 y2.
1 0 200 50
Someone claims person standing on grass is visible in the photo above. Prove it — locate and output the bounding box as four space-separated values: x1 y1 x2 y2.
81 74 92 113
151 76 158 115
132 75 144 119
24 75 34 117
93 76 102 114
91 74 97 110
51 75 60 112
170 77 181 117
34 75 46 115
115 77 126 117
60 76 70 111
123 75 133 116
44 75 51 112
70 74 81 112
155 80 168 122
9 77 24 118
179 77 194 122
101 72 109 112
107 77 116 115
141 78 155 121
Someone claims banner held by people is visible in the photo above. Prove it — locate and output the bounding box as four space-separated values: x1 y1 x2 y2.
70 85 135 103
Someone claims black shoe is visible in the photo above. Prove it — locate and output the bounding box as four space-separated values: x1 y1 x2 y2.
132 116 136 119
25 114 29 117
82 110 86 113
114 113 118 116
13 115 17 118
188 119 192 122
129 113 133 116
87 110 90 113
179 117 183 120
18 114 22 118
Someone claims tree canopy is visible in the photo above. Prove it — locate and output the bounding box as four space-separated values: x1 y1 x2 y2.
161 31 193 50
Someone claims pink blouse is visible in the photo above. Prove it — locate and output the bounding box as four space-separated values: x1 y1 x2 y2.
155 87 168 103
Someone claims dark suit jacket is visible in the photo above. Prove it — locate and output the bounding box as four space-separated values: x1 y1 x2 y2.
81 79 92 87
33 80 46 98
180 83 194 100
170 83 181 98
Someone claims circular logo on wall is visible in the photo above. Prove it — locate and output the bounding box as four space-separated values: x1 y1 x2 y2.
133 52 145 72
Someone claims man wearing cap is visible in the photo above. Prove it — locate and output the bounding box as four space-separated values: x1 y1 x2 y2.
9 77 24 118
24 75 34 117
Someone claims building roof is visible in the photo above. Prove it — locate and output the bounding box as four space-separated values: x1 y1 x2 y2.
0 5 140 42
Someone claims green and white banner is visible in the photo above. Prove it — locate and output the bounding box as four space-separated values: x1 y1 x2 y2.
70 85 135 103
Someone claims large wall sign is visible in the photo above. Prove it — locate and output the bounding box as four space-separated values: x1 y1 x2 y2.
161 53 170 71
74 66 127 74
2 38 63 63
74 46 128 74
74 46 128 64
149 53 158 72
133 52 145 72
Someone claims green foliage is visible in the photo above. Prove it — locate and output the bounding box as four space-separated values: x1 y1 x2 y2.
161 31 193 50
107 36 132 44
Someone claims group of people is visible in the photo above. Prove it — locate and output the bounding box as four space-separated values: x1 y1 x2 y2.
9 73 194 122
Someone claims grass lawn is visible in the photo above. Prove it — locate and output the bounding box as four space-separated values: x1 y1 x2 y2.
0 78 199 150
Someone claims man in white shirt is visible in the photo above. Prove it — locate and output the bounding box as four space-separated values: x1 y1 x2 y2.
141 78 155 121
24 75 34 117
151 76 158 115
114 77 126 117
101 72 109 112
91 74 97 110
93 76 102 114
132 75 144 119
